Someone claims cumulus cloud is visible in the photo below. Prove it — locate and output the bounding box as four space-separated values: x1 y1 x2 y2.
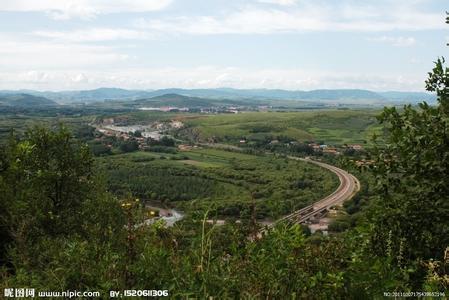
0 66 426 92
72 73 89 83
0 0 442 92
135 9 329 35
0 0 172 20
134 3 445 35
0 34 130 70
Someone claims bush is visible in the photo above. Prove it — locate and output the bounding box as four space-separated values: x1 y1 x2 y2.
146 146 177 154
119 139 139 153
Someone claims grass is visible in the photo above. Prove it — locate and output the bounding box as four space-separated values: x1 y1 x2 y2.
182 110 382 146
179 160 223 168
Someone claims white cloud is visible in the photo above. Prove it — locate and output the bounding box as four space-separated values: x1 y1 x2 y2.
135 3 446 35
33 28 151 42
0 0 440 92
0 66 426 92
0 34 130 70
135 9 329 35
367 36 416 47
72 73 89 83
0 0 172 20
257 0 298 6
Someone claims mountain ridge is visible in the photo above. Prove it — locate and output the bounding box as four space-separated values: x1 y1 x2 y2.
0 88 436 105
0 93 58 107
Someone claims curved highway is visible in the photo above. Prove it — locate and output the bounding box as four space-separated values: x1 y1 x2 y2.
194 142 360 233
264 157 360 230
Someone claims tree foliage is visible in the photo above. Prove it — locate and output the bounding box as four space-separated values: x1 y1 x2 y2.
367 57 449 286
0 126 124 277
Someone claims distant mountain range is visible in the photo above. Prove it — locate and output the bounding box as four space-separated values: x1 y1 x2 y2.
133 93 266 108
0 93 58 107
0 87 437 106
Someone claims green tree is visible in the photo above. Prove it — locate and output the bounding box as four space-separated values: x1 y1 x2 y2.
159 136 175 147
119 139 139 153
89 141 112 156
134 130 142 138
1 127 94 235
368 55 449 286
0 128 123 289
0 126 125 274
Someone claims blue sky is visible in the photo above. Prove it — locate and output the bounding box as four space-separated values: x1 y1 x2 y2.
0 0 447 91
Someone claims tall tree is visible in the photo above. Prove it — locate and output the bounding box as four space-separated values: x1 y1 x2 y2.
0 126 124 268
369 19 449 271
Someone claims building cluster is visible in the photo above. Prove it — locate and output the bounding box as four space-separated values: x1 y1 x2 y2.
139 106 189 112
308 143 364 155
94 118 184 150
354 159 375 167
177 144 200 151
138 105 252 114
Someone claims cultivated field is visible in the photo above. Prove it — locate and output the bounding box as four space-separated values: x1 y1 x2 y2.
181 110 382 145
97 148 339 220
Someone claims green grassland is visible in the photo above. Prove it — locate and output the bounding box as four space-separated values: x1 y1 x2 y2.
97 148 339 219
181 110 382 145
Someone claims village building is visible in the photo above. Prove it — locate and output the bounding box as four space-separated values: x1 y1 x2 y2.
178 144 194 151
323 148 339 155
348 144 363 150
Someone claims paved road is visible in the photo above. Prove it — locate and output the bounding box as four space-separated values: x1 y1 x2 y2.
264 157 360 230
193 143 360 232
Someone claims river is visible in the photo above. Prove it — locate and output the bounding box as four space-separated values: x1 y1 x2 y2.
143 203 184 227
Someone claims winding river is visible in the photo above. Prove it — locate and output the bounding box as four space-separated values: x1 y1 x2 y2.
143 203 184 227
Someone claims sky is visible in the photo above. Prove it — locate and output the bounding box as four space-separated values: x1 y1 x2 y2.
0 0 447 91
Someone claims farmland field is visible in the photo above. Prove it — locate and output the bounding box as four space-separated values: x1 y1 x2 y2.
97 147 339 220
180 110 382 145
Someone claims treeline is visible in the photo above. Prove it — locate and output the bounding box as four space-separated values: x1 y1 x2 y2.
101 160 229 202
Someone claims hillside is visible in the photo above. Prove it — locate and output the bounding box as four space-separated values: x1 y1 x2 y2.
131 93 266 108
134 93 217 107
1 88 437 105
53 88 150 102
0 93 58 107
133 88 436 104
378 91 437 103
